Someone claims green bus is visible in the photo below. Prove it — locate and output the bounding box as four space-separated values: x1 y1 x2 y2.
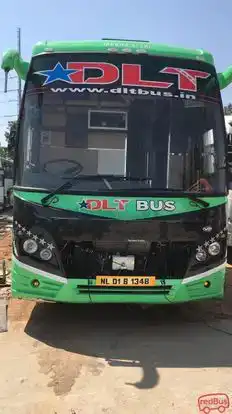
2 38 232 304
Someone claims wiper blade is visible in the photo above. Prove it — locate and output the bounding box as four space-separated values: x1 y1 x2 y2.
74 174 152 182
145 187 210 208
151 187 209 208
41 172 210 210
161 189 210 208
41 172 81 206
186 194 209 208
141 187 209 208
40 172 116 206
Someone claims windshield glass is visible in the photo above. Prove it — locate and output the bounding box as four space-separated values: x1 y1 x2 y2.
16 53 226 193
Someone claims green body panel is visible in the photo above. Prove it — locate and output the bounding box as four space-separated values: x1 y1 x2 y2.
12 257 226 304
31 40 214 64
14 191 226 219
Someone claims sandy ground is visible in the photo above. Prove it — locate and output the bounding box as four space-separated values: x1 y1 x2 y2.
1 219 232 414
0 215 12 298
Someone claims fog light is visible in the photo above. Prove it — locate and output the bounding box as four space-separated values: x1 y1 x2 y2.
204 281 211 288
196 250 207 262
40 248 52 261
31 279 40 287
208 242 220 256
23 239 38 254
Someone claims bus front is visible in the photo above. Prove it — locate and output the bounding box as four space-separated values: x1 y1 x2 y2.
12 49 227 304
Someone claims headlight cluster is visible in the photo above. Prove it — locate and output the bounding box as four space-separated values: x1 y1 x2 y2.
23 238 53 261
23 239 38 254
196 250 207 262
40 248 53 261
196 242 221 262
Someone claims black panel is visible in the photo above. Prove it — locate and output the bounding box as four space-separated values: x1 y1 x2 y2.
13 196 227 280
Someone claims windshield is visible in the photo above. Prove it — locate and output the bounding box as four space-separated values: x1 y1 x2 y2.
16 53 226 194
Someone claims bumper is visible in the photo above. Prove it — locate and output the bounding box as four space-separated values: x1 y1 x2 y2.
11 257 226 304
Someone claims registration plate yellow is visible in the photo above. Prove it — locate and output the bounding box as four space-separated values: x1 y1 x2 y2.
95 276 156 287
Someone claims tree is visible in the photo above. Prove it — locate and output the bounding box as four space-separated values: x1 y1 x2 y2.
4 120 17 158
0 147 9 158
224 103 232 115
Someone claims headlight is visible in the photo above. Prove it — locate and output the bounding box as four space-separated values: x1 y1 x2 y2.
208 242 220 256
23 239 38 254
196 250 207 262
40 248 52 261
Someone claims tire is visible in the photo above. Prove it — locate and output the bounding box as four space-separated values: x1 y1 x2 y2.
227 246 232 264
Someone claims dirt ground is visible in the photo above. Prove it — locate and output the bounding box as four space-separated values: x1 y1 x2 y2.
1 222 232 414
0 216 12 298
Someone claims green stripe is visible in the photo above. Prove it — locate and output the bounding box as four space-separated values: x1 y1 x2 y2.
31 40 214 65
14 190 226 221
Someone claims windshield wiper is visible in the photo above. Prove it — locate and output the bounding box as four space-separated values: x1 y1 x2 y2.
147 188 210 209
164 189 209 208
41 174 210 209
71 174 152 181
165 189 210 208
41 170 83 206
186 194 209 208
40 173 138 206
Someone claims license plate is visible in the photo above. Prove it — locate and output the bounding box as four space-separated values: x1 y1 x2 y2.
95 276 156 286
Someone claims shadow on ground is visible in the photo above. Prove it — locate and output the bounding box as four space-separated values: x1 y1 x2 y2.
24 273 232 391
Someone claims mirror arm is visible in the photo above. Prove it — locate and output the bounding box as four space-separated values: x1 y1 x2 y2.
218 66 232 90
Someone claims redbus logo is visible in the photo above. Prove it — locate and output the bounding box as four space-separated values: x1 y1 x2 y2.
198 393 230 413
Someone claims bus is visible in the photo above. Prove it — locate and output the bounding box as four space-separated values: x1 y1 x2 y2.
0 156 13 211
2 157 13 208
225 115 232 253
1 39 232 304
0 157 4 211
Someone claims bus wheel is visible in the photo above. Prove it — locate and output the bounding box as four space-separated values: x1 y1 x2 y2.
227 247 232 265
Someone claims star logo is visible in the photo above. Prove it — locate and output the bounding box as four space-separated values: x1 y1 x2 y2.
79 200 89 209
34 62 80 86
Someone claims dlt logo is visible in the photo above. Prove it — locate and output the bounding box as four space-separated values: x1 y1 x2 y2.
35 61 210 92
78 199 129 211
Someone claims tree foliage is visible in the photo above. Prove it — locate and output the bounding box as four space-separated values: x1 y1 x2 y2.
0 147 9 158
4 120 17 158
224 103 232 115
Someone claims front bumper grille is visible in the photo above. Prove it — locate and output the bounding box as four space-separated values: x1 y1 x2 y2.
77 284 172 295
61 241 195 280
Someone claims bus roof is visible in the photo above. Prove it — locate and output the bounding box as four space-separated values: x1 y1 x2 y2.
31 39 215 66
